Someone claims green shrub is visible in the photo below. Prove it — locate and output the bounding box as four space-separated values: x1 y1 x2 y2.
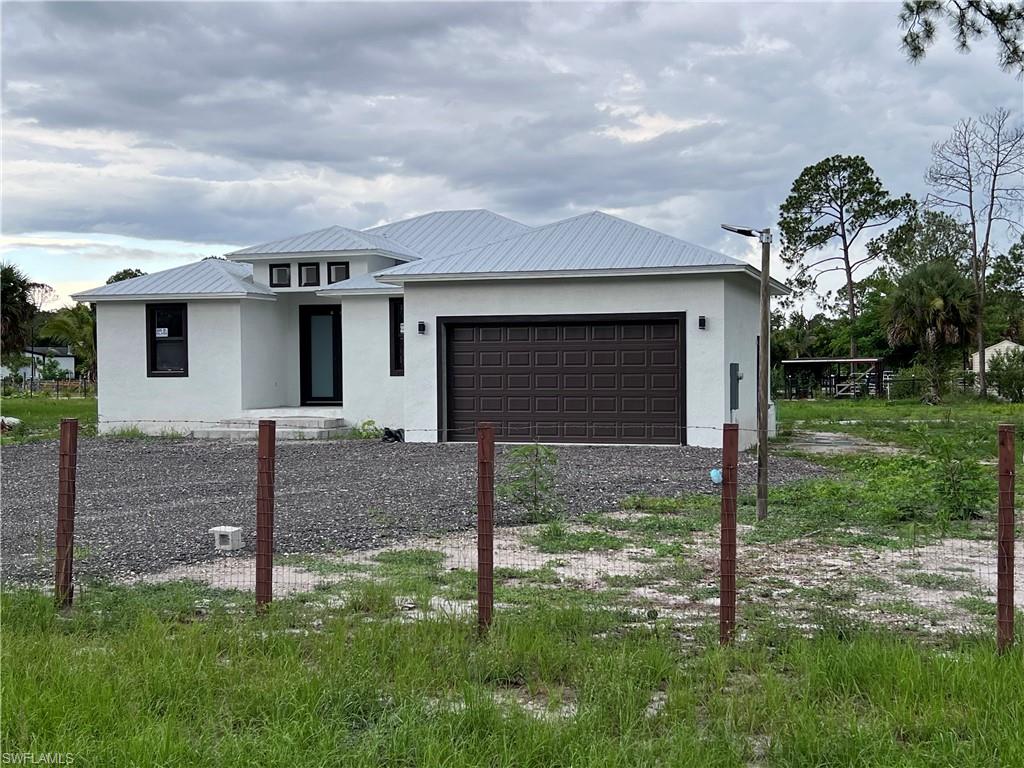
497 443 562 523
347 419 384 439
988 348 1024 402
916 426 996 521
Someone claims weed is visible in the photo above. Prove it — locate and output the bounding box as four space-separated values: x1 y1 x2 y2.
526 522 626 553
497 444 562 523
346 419 384 439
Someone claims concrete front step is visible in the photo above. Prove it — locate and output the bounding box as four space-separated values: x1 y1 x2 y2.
192 426 347 440
222 416 345 429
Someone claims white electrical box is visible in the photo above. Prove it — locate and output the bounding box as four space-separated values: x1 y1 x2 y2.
208 526 243 552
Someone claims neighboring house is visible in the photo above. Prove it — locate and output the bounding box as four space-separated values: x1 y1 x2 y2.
970 340 1023 373
0 346 76 380
73 209 784 447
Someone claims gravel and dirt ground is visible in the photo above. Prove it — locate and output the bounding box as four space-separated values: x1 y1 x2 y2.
0 437 825 583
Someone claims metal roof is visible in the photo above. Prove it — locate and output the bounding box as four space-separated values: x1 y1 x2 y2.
226 225 420 260
72 259 276 301
317 272 401 295
365 209 530 260
376 211 745 279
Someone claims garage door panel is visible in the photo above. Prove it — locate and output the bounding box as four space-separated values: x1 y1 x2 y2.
446 318 682 445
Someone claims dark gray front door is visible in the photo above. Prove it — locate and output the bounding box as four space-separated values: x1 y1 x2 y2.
443 316 684 444
299 305 342 404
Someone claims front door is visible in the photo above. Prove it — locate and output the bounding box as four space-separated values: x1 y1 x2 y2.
299 305 342 404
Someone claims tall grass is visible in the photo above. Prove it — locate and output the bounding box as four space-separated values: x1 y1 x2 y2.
3 585 1021 767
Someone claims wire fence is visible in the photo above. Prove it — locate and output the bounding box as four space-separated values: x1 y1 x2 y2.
2 415 1019 650
1 377 96 398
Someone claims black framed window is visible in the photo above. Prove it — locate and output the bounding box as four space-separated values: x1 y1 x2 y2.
299 262 320 287
269 263 291 287
327 261 350 285
389 297 405 376
146 303 188 377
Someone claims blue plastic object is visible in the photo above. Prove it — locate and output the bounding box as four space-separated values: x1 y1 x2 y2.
710 468 723 485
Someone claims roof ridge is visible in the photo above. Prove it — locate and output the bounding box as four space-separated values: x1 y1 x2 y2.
587 211 744 264
363 208 515 233
373 210 598 275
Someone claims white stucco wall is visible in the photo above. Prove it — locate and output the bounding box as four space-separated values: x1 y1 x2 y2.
401 274 746 448
96 300 243 434
339 295 405 428
240 300 290 408
248 253 398 289
722 276 764 448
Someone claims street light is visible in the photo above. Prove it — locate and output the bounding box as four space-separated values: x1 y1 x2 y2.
721 223 771 522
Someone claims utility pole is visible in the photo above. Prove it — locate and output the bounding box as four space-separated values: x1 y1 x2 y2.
756 229 771 521
721 223 772 521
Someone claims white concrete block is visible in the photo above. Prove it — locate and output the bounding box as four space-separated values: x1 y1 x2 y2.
208 525 243 551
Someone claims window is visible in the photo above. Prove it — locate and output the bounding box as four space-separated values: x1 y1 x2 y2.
327 261 350 285
269 263 291 288
146 303 188 377
389 297 404 376
299 262 320 287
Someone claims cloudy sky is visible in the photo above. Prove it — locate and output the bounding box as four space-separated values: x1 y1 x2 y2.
1 1 1019 307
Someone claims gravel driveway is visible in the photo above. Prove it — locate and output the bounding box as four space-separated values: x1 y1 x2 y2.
1 438 824 583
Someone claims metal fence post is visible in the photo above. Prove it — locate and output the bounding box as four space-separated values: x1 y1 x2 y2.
55 418 79 609
477 422 495 634
997 423 1016 654
720 423 738 645
256 420 276 612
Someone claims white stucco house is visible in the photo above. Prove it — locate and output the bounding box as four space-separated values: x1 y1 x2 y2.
73 209 783 448
970 340 1023 374
0 346 76 380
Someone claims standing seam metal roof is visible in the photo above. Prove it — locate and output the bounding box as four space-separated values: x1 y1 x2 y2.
227 225 419 260
71 259 276 300
364 209 531 260
376 211 744 278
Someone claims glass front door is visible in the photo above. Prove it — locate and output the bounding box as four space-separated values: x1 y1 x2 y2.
299 305 342 404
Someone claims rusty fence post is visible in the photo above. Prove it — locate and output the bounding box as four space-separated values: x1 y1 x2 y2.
55 418 79 609
997 423 1016 654
720 423 739 645
477 422 495 634
256 420 276 612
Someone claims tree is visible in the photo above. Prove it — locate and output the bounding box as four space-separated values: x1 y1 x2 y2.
987 347 1024 401
898 0 1024 75
867 209 972 279
106 268 146 284
39 356 68 381
926 107 1024 395
986 234 1024 341
887 260 978 401
41 304 96 381
779 155 913 355
1 263 36 355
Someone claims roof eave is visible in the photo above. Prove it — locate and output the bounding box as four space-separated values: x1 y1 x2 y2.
225 248 419 263
377 263 790 294
316 286 403 297
70 292 277 303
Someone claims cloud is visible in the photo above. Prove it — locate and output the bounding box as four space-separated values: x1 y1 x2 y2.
1 0 1020 307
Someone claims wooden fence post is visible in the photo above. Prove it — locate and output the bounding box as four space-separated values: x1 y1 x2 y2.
997 423 1016 654
477 422 495 634
256 420 276 612
720 423 738 645
55 418 79 609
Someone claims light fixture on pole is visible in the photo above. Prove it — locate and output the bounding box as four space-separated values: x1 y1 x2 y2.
721 223 771 522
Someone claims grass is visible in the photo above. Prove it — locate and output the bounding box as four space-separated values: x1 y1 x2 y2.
777 397 1024 463
0 395 97 443
3 584 1023 766
526 522 628 553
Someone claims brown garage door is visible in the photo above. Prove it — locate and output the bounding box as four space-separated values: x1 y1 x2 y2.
444 316 684 444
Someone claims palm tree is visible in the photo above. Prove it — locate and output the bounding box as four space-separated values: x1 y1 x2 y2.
887 261 978 402
1 263 36 357
41 304 96 381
